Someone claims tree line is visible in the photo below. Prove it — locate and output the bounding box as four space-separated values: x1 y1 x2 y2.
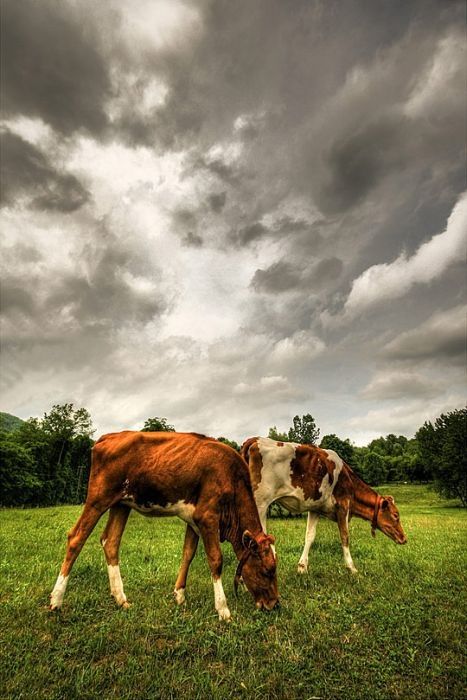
0 406 465 508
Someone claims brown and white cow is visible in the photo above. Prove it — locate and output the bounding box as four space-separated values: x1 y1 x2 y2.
240 437 407 574
50 431 278 620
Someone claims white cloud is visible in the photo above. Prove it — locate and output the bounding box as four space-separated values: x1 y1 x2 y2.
404 32 465 120
1 116 54 147
267 330 325 373
360 369 441 400
342 191 467 318
348 394 466 445
106 72 169 123
115 0 203 55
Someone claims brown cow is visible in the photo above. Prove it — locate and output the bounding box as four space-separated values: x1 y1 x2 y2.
50 432 278 620
240 437 407 574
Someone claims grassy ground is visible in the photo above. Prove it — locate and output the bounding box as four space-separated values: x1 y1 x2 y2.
1 485 465 700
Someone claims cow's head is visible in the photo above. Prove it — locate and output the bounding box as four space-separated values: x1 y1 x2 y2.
373 495 407 544
235 531 279 610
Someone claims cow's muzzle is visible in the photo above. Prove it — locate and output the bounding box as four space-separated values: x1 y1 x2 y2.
256 599 280 611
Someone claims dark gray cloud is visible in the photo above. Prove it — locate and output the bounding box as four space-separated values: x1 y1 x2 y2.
1 0 111 135
237 222 268 246
251 262 301 294
0 130 90 212
1 219 169 370
251 257 343 295
140 0 463 148
0 280 36 316
1 0 465 442
208 191 227 213
383 306 465 363
316 115 406 214
182 231 203 247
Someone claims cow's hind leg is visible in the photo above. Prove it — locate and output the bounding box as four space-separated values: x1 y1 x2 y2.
173 524 199 605
297 512 319 574
100 504 131 608
336 503 358 574
50 502 109 610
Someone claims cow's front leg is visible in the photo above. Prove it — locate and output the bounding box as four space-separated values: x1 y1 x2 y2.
336 504 358 574
297 511 319 574
173 525 199 605
198 520 231 621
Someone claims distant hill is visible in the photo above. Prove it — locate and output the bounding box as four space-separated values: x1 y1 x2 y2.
0 412 25 432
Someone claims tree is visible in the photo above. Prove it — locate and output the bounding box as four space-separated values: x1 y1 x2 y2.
41 404 95 504
288 414 320 445
417 408 466 506
268 426 288 441
42 404 94 440
320 434 356 465
217 437 240 452
0 431 42 506
141 417 176 432
0 412 24 433
366 434 414 482
362 451 387 486
68 434 94 503
0 404 95 507
368 434 408 458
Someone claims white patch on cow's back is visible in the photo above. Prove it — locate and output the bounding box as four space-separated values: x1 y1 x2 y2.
256 437 297 496
255 438 344 515
314 448 344 506
321 448 344 471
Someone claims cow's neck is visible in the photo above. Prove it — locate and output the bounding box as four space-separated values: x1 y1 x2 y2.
221 477 263 559
348 471 380 522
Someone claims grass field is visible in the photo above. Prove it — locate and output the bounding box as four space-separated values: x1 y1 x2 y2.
1 485 465 700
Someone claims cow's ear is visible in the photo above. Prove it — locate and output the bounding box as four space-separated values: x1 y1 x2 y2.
381 498 390 510
386 495 394 503
267 534 275 546
242 530 259 552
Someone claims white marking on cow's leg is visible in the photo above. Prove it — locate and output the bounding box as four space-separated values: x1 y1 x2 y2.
298 512 319 574
174 525 199 607
50 573 69 609
107 564 130 608
343 546 357 574
212 577 231 621
257 503 276 556
100 504 131 607
173 588 186 605
338 509 358 574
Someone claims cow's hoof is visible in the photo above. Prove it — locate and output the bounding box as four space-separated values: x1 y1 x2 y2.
297 562 308 574
173 588 186 605
218 607 232 622
48 604 61 613
121 600 131 609
347 567 358 575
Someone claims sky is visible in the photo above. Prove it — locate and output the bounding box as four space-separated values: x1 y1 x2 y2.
1 0 465 445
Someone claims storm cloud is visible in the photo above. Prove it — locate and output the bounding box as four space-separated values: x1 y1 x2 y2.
0 0 464 444
1 130 90 212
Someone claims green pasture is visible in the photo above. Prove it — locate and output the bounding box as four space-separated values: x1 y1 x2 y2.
1 485 465 699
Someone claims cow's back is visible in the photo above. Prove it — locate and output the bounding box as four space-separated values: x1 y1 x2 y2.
90 431 250 510
241 436 345 514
